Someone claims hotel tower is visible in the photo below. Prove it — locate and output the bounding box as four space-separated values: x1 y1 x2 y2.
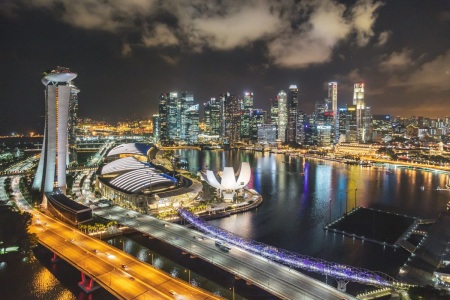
32 67 77 202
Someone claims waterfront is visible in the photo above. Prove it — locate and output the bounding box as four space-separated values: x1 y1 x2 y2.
176 149 450 292
2 148 449 298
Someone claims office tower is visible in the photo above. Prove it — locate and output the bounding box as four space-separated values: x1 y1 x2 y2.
257 124 278 144
250 109 266 143
32 67 77 199
185 104 200 144
328 82 338 115
67 83 79 167
296 111 306 145
167 92 180 143
337 107 347 143
363 106 372 142
240 92 253 142
346 105 358 143
287 85 298 143
204 98 223 137
152 114 160 142
327 82 338 143
180 92 194 142
277 90 287 143
223 93 241 145
270 98 278 125
353 83 365 142
372 115 391 143
243 92 253 110
158 93 169 144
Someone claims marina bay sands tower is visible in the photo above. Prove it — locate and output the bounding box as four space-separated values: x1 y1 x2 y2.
32 67 77 202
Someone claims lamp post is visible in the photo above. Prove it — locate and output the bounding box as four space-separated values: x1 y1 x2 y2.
328 198 332 223
345 191 348 214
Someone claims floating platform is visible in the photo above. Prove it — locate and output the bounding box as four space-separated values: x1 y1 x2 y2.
325 207 417 247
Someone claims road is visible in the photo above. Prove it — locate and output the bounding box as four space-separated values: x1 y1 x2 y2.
28 214 221 300
6 163 221 300
96 206 356 300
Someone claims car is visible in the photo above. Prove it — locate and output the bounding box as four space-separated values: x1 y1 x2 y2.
69 238 74 242
93 249 99 253
105 252 111 257
169 290 177 295
121 264 128 269
129 276 135 281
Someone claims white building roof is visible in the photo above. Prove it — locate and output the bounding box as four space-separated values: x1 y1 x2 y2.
107 143 150 157
203 162 251 191
101 156 149 175
110 168 175 193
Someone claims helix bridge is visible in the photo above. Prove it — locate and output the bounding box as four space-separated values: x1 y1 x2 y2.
178 208 405 288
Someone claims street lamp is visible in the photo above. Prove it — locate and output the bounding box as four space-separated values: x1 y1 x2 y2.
345 191 348 214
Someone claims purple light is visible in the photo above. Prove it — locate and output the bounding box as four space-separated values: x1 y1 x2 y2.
178 208 397 287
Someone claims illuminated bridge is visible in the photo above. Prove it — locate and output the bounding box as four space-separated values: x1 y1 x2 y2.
96 206 356 299
178 208 405 289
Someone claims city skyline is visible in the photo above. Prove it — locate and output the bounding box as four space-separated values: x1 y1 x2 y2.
0 0 449 135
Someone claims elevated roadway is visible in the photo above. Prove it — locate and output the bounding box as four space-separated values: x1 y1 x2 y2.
96 206 355 300
10 178 221 300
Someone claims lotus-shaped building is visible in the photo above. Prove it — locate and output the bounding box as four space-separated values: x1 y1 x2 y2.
202 162 251 201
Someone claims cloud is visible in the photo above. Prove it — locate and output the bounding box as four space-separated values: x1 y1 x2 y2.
2 0 384 68
351 0 383 46
142 23 179 47
121 43 132 57
378 48 414 71
390 50 450 91
181 2 284 51
267 0 383 68
376 30 391 46
34 0 159 32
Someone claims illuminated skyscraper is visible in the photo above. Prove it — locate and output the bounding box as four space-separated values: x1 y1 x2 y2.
277 90 287 142
204 98 223 137
287 85 298 143
327 82 338 143
241 92 253 142
32 67 77 201
353 83 365 142
67 82 79 166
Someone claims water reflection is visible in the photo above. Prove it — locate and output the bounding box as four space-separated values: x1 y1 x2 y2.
178 149 449 278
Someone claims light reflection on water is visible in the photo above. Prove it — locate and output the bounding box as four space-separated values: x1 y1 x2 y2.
177 149 449 278
0 253 76 300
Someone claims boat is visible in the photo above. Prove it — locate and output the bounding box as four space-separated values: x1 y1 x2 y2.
420 186 425 191
386 170 393 174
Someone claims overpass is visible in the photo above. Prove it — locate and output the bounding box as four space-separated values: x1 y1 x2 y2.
11 178 221 300
95 206 356 300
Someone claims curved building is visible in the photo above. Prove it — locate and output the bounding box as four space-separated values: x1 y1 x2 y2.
33 67 77 206
202 162 251 201
97 144 202 212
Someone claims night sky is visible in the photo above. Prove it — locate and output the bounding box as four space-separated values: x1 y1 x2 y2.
0 0 449 135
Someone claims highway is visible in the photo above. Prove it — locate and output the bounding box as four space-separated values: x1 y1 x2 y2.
27 214 221 300
96 206 356 300
7 175 221 299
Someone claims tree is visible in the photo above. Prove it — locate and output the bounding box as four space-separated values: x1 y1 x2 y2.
0 207 37 254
